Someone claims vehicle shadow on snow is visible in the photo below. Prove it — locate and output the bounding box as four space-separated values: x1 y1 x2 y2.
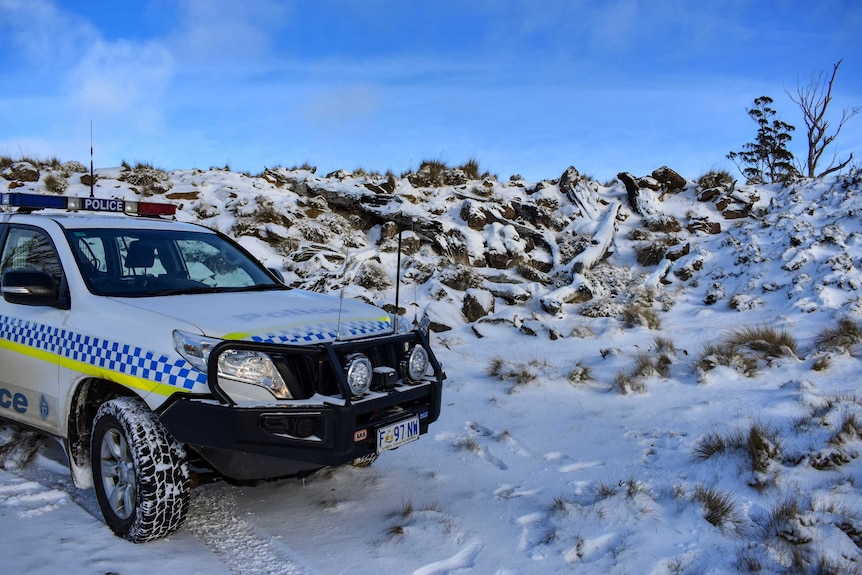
0 421 102 520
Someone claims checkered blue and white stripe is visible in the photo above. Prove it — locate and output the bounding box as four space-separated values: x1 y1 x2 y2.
0 314 207 390
247 319 392 344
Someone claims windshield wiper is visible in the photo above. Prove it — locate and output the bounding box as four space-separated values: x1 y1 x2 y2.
143 284 286 297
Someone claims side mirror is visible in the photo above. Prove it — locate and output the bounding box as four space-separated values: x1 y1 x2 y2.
1 270 61 306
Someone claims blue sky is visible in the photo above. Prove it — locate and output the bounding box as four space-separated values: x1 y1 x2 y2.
1 0 860 183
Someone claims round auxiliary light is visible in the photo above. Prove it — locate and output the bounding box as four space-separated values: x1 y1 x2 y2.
406 345 430 382
344 354 372 395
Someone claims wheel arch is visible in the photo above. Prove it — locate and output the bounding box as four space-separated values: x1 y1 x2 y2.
65 378 138 488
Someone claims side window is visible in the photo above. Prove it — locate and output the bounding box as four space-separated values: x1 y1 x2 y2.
0 227 64 288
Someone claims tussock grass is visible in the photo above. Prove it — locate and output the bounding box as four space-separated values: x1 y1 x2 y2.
697 325 797 378
693 484 743 531
692 421 782 477
356 260 392 290
614 367 647 395
593 480 618 499
614 336 676 394
830 412 862 446
487 356 549 393
43 173 67 194
697 168 734 189
452 436 480 453
644 214 683 233
727 326 798 358
758 495 811 571
567 361 592 385
621 304 662 329
692 428 746 461
816 317 862 352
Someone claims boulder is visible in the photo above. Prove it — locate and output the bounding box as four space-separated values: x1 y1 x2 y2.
617 172 647 215
651 166 687 191
462 289 495 322
2 162 39 182
687 219 721 235
665 242 690 262
459 199 488 230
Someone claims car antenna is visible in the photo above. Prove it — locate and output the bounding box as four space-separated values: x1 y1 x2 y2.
89 121 95 198
393 223 402 332
336 249 351 342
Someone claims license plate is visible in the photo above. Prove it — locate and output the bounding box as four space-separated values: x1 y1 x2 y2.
377 416 420 453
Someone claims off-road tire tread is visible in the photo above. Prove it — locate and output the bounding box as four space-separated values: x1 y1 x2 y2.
91 396 190 542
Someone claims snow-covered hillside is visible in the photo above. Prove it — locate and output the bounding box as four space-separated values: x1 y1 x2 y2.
1 160 861 574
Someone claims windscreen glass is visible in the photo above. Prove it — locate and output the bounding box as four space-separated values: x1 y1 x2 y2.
66 228 282 297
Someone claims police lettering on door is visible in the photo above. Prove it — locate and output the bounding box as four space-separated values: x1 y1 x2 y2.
0 387 28 414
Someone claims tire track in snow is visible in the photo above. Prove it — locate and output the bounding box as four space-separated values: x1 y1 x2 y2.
186 487 312 575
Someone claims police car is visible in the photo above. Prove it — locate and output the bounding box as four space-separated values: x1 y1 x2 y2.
0 192 443 542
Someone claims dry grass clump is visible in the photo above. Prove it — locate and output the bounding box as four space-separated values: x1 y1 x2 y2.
43 172 67 194
727 326 798 357
697 325 798 378
644 214 682 233
356 260 392 290
621 304 662 330
614 336 675 394
118 161 173 195
692 421 782 479
815 317 862 353
697 169 734 189
487 356 549 393
808 398 862 470
693 484 744 531
567 361 592 385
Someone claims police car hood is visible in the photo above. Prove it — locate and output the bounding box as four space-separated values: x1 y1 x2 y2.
113 288 394 344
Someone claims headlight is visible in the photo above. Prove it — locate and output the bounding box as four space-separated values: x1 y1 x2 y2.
218 349 291 399
173 330 219 372
344 353 372 396
173 330 291 399
405 345 430 382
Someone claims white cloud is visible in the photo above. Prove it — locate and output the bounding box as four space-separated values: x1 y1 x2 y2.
170 0 290 68
0 0 96 66
69 38 173 126
303 85 381 127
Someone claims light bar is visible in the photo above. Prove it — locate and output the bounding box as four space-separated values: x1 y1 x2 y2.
0 192 176 217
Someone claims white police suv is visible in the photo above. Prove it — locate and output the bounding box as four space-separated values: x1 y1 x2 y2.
0 192 442 542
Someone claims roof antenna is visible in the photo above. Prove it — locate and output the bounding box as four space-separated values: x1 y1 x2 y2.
393 223 402 332
336 249 350 341
89 121 95 198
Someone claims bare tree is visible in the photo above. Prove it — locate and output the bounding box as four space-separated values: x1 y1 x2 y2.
788 59 860 178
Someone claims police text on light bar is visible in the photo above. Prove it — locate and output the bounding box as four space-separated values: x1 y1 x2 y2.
0 192 176 217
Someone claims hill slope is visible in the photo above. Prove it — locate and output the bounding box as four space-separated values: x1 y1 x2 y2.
1 161 862 574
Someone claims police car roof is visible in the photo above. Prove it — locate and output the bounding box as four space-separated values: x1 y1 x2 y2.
5 212 211 233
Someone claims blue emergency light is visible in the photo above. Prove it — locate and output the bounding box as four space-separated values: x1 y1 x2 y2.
0 192 176 217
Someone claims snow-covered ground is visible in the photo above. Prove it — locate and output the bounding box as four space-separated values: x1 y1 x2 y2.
1 163 861 574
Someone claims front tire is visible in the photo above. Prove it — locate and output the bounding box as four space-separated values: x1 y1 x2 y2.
91 396 190 542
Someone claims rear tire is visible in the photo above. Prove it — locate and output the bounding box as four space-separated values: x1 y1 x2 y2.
91 396 190 542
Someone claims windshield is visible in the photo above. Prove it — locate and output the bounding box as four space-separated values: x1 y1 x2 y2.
65 227 284 297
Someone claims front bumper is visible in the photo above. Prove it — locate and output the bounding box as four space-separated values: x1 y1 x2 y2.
158 332 443 480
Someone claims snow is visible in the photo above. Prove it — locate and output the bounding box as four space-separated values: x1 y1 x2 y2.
2 165 862 573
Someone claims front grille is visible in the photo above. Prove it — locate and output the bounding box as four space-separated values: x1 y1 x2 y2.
207 332 436 405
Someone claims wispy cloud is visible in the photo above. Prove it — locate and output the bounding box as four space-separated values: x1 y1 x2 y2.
69 39 173 127
169 0 290 68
